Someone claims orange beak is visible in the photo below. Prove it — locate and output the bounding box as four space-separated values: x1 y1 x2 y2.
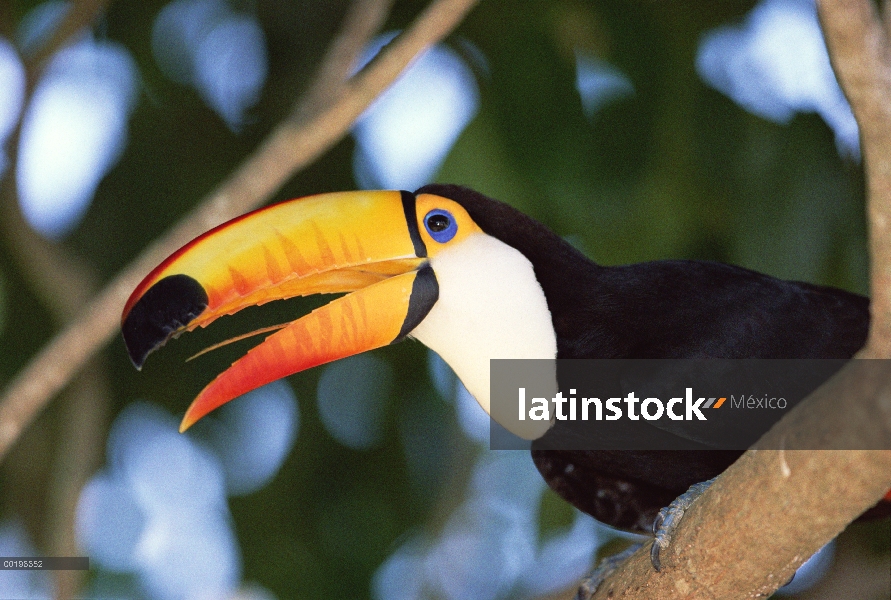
122 191 437 431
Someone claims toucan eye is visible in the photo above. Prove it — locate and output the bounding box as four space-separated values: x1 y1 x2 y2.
424 209 457 243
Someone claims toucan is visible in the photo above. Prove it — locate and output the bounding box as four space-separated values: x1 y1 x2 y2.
121 184 890 557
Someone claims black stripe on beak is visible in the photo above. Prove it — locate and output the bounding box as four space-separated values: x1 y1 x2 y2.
401 190 427 258
394 264 438 342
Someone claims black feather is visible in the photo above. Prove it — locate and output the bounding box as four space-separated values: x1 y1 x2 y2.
417 184 875 531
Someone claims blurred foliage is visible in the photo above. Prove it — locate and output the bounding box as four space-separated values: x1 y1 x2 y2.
0 0 882 599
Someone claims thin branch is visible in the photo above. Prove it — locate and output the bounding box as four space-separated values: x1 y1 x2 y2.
294 0 394 117
884 0 891 41
0 0 110 322
1 6 113 597
45 359 109 600
24 0 111 85
0 177 97 324
819 0 891 357
588 0 891 597
0 0 481 462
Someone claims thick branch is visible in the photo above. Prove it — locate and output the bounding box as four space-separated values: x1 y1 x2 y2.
589 0 891 597
592 364 891 599
0 0 481 462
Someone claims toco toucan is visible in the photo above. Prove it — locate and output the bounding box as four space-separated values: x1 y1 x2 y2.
121 185 889 554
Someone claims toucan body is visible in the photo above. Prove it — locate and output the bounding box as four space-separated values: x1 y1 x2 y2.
122 184 888 534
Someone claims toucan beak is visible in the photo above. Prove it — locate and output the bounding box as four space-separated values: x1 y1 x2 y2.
122 190 437 431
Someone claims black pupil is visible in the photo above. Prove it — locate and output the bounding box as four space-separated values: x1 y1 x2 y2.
427 214 450 232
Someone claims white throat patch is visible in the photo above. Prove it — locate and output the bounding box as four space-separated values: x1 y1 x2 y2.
409 233 557 438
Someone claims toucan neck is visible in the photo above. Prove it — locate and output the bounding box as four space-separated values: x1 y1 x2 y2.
415 185 623 357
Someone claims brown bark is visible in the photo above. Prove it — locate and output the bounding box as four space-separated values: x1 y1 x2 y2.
590 1 891 597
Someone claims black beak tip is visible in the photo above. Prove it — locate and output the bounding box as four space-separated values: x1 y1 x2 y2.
126 345 146 370
121 274 209 370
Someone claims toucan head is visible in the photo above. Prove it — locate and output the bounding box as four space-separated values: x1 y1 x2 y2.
122 185 558 438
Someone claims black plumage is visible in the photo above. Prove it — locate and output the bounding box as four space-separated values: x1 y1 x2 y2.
416 184 874 532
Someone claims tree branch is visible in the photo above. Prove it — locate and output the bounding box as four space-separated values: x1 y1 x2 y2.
821 0 891 357
1 7 114 597
294 0 394 118
588 0 891 597
592 365 891 599
0 0 110 322
0 0 481 462
24 0 111 85
0 177 97 323
45 360 109 600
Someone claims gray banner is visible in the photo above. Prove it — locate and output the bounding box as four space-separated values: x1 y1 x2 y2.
490 359 891 450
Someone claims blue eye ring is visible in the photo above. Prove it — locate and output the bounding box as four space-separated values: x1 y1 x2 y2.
423 209 457 243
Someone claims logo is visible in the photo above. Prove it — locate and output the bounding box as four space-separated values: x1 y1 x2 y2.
489 358 854 450
517 388 729 422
